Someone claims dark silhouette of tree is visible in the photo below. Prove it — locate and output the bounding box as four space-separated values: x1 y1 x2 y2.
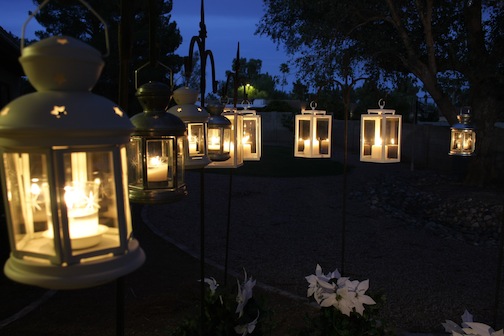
279 62 290 92
30 0 183 114
257 0 504 185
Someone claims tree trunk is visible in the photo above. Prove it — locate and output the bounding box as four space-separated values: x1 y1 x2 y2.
464 78 501 186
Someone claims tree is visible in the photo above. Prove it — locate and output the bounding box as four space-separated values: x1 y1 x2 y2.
279 62 290 92
257 0 504 185
31 0 183 114
219 56 281 101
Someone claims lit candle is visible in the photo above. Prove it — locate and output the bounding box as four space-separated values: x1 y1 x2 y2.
320 139 329 154
147 156 168 182
297 138 305 152
304 139 310 153
188 136 198 154
312 139 320 155
64 182 100 239
371 138 382 160
208 136 221 151
242 135 252 157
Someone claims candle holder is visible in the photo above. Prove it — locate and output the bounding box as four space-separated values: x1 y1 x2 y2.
360 99 402 163
294 102 332 158
205 102 244 168
449 107 476 156
128 65 188 203
0 0 144 289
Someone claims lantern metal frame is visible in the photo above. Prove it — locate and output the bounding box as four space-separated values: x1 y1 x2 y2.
0 1 144 290
238 104 261 161
128 66 187 204
360 100 402 163
294 102 332 158
449 108 476 156
206 105 244 168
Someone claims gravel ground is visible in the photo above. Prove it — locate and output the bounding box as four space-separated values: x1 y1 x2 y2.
145 148 504 334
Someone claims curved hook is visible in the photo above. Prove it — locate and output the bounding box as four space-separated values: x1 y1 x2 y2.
378 99 386 109
310 101 318 110
21 0 110 57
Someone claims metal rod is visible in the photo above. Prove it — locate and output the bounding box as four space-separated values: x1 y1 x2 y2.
341 88 349 275
199 168 205 334
224 168 233 286
116 277 125 336
493 199 504 327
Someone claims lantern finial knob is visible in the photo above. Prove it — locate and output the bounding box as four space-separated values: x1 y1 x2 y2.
310 101 317 110
378 99 385 109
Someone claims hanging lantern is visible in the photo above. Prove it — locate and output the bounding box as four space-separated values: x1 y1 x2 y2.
360 99 402 163
128 81 187 204
449 107 476 156
238 105 261 161
166 87 211 169
205 102 244 168
294 102 332 158
0 30 145 289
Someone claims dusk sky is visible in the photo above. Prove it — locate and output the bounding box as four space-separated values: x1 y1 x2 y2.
1 0 295 89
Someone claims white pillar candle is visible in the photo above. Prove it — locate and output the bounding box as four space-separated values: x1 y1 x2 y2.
371 145 382 160
147 156 168 182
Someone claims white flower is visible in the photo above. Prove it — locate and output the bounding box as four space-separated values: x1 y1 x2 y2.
234 311 260 336
305 264 376 316
443 310 504 336
203 277 219 295
236 269 256 318
351 279 376 315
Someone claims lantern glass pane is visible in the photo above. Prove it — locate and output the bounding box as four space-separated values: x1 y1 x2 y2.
223 128 231 154
62 151 120 254
208 127 221 152
450 129 476 155
3 152 55 258
127 137 143 188
146 139 175 187
385 117 400 159
297 119 310 152
177 137 185 186
362 119 378 158
243 119 257 156
187 123 205 157
316 119 330 155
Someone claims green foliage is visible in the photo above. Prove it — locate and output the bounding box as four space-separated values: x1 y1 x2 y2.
170 277 272 336
298 293 395 336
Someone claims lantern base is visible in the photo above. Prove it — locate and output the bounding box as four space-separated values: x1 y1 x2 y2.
4 239 145 290
208 152 231 162
185 156 212 170
129 185 188 204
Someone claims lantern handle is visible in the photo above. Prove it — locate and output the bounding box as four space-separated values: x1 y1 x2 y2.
21 0 110 58
241 100 251 109
134 61 174 90
378 99 385 109
310 101 317 110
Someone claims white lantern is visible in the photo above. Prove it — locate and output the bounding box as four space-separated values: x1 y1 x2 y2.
238 107 261 161
0 34 145 289
206 103 244 168
360 100 402 163
449 107 476 156
166 87 211 169
294 102 332 158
